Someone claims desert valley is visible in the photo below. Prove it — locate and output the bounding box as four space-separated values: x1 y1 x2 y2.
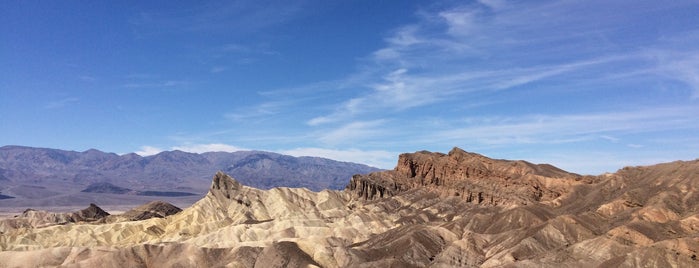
1 147 697 267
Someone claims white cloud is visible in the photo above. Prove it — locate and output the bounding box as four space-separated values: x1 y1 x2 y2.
439 9 481 37
172 143 246 153
307 116 333 126
135 146 163 156
135 143 245 156
280 147 397 169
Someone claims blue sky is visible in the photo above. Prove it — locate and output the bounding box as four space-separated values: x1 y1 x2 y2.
2 0 698 174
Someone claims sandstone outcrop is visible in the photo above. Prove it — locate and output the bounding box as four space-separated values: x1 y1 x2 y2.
347 147 583 207
1 149 698 267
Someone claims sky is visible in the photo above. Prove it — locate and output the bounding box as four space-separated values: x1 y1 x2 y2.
2 0 699 174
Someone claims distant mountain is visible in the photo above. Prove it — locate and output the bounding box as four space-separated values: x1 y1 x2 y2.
80 182 196 197
0 145 381 207
81 182 132 194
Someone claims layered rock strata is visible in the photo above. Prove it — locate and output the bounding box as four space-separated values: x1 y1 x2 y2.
347 148 584 206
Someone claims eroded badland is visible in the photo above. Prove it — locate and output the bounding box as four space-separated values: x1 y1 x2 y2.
1 148 698 267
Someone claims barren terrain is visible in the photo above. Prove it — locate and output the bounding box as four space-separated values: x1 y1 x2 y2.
1 148 697 267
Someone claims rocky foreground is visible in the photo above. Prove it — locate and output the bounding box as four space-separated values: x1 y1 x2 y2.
1 148 698 267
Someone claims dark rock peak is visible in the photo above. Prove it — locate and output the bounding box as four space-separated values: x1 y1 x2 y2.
77 203 111 220
209 172 244 204
82 148 104 154
212 171 242 190
121 200 182 221
120 153 141 158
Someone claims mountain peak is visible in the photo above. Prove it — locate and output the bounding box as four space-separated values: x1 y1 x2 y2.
209 171 243 203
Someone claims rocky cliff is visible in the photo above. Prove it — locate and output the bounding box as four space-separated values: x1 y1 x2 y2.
347 147 584 206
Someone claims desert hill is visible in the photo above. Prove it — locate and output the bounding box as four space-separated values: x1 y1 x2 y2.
0 146 379 208
0 148 697 267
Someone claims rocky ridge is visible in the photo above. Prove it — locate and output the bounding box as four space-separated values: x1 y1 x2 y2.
0 204 110 232
0 148 697 267
347 148 585 206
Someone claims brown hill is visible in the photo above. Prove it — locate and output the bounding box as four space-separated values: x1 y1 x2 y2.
0 148 697 267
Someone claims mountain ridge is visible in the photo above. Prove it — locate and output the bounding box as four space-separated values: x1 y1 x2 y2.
1 148 698 267
0 145 380 208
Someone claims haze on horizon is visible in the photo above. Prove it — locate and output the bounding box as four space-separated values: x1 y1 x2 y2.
2 0 698 174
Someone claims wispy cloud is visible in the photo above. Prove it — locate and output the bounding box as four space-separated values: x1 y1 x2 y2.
44 97 79 109
292 1 699 174
129 1 699 175
302 1 678 128
432 106 699 146
123 80 189 88
317 120 389 146
225 100 297 122
645 49 699 99
210 66 227 73
220 43 277 56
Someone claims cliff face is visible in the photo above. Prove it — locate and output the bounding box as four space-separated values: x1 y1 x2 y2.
347 147 583 206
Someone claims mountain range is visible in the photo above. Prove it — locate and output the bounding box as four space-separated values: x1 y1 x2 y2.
0 145 380 208
1 147 697 267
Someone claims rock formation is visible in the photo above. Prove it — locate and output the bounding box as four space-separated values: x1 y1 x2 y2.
105 201 183 222
0 148 698 267
347 148 583 206
0 203 109 232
